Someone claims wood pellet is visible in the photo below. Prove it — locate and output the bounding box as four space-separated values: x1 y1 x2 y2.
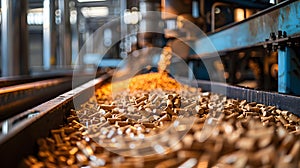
21 72 300 168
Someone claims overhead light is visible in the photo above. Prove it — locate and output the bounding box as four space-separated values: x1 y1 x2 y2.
81 7 109 18
27 8 43 25
124 8 142 25
77 0 106 2
70 10 77 24
234 8 245 22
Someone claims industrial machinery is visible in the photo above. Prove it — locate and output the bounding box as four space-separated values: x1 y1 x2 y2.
0 0 299 167
190 0 300 95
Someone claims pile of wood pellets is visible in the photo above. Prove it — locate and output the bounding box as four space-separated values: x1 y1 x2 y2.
21 72 300 168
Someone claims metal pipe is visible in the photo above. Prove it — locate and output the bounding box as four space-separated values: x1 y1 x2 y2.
57 0 72 67
43 0 56 70
70 1 78 65
120 0 127 57
77 9 86 66
1 0 29 76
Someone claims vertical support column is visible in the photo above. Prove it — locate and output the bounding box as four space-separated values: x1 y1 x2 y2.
77 8 86 66
69 1 78 65
120 0 127 58
20 0 29 75
43 0 56 70
1 0 28 76
278 47 300 95
57 0 72 67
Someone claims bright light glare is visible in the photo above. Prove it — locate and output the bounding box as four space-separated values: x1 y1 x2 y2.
234 8 245 22
81 7 109 18
78 0 106 2
27 8 43 25
123 10 142 24
70 10 77 24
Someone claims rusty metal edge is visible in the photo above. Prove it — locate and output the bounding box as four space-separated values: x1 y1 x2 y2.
0 74 70 88
0 78 72 120
0 74 111 167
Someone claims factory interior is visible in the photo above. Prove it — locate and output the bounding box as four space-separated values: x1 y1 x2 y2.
0 0 300 167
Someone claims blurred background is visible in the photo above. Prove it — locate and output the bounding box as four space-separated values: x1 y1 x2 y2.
0 0 299 95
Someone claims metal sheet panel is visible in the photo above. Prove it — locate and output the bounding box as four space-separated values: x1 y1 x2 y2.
278 47 300 95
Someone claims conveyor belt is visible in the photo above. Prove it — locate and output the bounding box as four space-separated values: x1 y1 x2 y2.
0 73 299 167
0 74 111 167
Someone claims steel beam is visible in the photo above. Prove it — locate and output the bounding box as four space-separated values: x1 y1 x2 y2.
193 0 300 57
191 0 300 95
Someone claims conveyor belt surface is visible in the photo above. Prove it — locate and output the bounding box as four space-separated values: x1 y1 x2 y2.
0 73 299 167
